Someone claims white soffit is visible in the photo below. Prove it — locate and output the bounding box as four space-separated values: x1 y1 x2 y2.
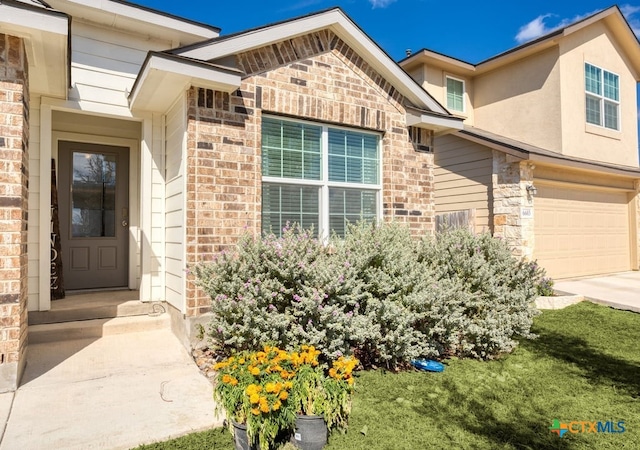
406 109 464 134
175 9 450 115
45 0 219 44
129 53 241 112
0 3 69 98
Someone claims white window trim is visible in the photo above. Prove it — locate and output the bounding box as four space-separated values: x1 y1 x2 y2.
584 62 620 132
261 116 383 239
445 75 466 113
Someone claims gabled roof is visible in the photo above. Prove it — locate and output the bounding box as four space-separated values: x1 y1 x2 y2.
45 0 219 44
458 125 640 177
401 6 640 79
168 7 461 130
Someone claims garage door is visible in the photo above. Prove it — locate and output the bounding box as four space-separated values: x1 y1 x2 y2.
534 183 631 279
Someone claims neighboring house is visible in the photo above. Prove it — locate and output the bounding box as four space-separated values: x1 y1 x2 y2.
400 5 640 281
0 1 462 391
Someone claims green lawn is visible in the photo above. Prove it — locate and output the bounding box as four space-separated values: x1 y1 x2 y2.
136 302 640 450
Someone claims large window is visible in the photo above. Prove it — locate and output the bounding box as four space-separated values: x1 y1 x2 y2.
446 76 465 112
261 117 380 237
585 63 619 130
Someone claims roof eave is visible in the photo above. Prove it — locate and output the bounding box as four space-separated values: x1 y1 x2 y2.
45 0 219 44
0 1 70 98
129 52 242 113
173 8 451 115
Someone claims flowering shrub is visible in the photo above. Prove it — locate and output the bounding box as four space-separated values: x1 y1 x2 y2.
195 222 545 369
213 345 358 449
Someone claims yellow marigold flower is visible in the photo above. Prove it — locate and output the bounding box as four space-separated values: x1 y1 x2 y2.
284 381 293 390
229 377 238 386
301 345 309 350
265 382 276 393
328 368 337 378
250 393 260 404
273 400 281 411
213 362 226 370
246 384 261 395
222 374 232 384
279 391 288 401
260 403 270 413
249 366 260 376
238 358 245 364
251 408 260 415
274 382 283 394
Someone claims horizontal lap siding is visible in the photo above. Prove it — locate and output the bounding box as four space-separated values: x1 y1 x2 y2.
69 22 171 108
434 134 493 233
165 99 186 310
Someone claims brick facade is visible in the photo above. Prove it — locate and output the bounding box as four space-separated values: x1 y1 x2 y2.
184 30 435 316
0 34 29 391
492 152 534 259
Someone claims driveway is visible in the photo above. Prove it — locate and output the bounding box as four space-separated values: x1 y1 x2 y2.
554 271 640 313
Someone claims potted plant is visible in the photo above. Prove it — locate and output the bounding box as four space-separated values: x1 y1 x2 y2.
213 346 358 450
290 350 358 450
213 347 298 450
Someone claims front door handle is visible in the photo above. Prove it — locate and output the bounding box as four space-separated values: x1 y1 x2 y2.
122 220 128 227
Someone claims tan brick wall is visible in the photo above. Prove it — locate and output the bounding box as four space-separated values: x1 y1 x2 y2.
184 30 434 316
0 34 29 391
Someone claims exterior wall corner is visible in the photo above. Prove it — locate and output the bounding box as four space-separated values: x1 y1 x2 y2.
0 33 30 391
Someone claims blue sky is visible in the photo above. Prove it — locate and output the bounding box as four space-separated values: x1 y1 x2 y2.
136 0 640 138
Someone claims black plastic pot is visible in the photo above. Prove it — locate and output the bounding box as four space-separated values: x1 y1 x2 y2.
292 415 328 450
232 421 258 450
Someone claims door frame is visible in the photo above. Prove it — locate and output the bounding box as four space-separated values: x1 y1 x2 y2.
52 131 140 293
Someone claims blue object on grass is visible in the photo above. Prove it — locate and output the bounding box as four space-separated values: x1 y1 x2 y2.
411 359 445 372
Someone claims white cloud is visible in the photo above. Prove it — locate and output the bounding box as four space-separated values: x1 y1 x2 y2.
515 14 552 43
369 0 397 8
514 9 601 44
621 4 640 36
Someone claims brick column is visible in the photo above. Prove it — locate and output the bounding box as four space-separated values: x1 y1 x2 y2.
492 152 534 259
0 34 29 392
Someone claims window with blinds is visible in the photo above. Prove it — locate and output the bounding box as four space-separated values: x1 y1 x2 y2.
446 76 465 112
261 117 381 237
585 63 619 130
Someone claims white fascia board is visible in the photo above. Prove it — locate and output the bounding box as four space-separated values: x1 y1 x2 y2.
129 53 241 112
176 9 449 114
0 4 69 35
57 0 218 40
406 110 464 133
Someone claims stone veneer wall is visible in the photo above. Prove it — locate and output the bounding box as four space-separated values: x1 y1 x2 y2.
492 151 534 259
0 34 29 391
184 30 435 316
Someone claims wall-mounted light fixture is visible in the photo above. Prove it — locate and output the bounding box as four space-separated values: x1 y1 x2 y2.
526 184 538 196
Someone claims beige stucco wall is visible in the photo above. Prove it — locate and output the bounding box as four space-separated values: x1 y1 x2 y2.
558 21 639 167
474 47 563 153
418 65 474 124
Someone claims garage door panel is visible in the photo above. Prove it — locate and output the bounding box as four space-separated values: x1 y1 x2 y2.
534 183 630 279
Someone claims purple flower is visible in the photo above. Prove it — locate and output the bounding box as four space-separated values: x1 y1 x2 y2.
293 294 302 302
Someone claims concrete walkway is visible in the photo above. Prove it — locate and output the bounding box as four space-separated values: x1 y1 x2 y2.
0 329 223 450
554 271 640 313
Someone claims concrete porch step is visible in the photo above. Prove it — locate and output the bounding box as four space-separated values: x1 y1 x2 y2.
29 300 158 325
28 314 171 344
